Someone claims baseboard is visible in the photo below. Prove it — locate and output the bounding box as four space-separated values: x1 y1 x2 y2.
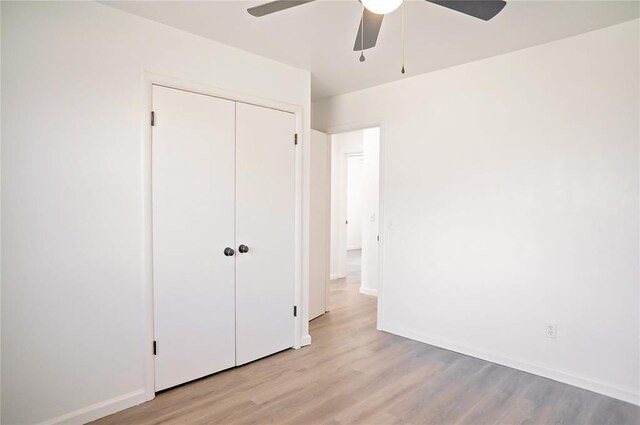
330 274 344 280
39 389 147 425
382 324 639 406
359 287 378 297
301 334 312 346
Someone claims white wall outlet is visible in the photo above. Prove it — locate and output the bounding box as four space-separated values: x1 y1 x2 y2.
546 323 558 339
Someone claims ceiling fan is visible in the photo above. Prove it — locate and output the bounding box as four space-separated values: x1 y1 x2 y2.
247 0 507 55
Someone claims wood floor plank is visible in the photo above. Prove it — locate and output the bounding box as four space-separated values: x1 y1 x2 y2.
92 251 640 425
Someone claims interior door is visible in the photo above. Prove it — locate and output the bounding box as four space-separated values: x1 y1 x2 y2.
152 85 236 391
309 130 330 319
235 102 296 365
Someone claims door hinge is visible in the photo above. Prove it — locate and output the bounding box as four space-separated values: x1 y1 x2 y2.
151 111 155 127
377 235 380 242
294 134 298 145
293 306 298 317
153 340 157 355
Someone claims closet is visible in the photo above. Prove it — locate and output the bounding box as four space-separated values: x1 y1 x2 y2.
151 85 296 391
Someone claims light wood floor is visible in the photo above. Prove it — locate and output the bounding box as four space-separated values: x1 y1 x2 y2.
94 252 639 424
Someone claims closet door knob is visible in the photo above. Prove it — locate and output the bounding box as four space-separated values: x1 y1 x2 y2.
238 244 249 254
224 247 235 256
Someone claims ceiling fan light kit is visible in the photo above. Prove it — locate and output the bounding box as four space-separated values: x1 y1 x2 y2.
247 0 507 73
361 0 403 15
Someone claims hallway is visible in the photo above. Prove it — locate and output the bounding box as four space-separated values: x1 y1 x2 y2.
328 249 364 312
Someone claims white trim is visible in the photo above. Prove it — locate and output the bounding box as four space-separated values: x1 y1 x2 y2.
323 131 332 319
359 287 378 297
382 323 640 406
301 334 312 346
142 75 156 404
143 72 306 397
38 390 147 425
294 97 306 351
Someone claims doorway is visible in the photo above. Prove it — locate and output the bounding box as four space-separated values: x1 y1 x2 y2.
329 127 381 311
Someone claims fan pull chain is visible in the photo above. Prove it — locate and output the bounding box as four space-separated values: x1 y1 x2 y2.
401 0 405 74
360 4 366 62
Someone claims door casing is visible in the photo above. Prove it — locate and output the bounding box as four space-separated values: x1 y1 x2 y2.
325 123 386 334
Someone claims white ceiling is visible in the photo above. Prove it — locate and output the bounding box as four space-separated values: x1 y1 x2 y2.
102 0 639 100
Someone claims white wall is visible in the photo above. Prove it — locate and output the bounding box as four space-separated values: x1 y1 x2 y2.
330 131 362 278
313 20 640 404
360 128 380 296
346 155 364 250
1 2 311 424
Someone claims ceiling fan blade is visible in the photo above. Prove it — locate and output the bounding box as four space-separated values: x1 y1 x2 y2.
353 9 384 51
247 0 315 17
426 0 506 21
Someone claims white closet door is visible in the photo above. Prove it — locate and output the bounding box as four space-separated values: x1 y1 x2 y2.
152 86 236 391
235 103 296 365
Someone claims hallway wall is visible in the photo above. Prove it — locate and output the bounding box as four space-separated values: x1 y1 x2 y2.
346 155 364 250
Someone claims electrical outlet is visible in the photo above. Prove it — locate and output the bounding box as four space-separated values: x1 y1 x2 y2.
546 323 558 339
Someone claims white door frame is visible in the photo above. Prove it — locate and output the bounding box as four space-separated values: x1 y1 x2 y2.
142 72 306 402
326 123 385 332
